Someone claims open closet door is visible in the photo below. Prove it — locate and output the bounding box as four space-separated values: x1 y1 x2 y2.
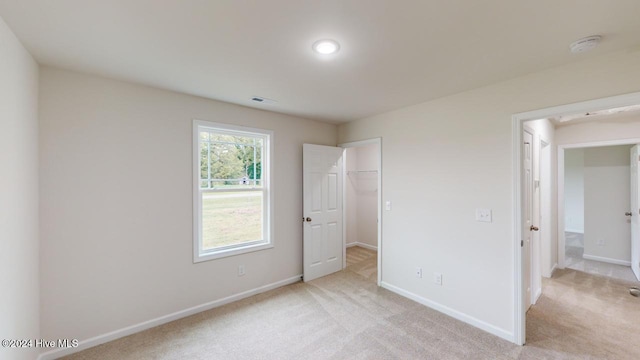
303 144 344 282
630 145 640 281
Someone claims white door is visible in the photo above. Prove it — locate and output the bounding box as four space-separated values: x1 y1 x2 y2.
630 145 640 281
531 140 542 305
303 144 343 282
522 129 534 310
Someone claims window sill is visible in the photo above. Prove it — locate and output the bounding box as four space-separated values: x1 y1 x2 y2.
193 242 273 263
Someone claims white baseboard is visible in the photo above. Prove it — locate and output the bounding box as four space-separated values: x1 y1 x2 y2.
38 275 302 360
380 281 514 344
549 263 558 277
346 242 377 251
582 254 631 266
541 263 556 278
533 288 542 305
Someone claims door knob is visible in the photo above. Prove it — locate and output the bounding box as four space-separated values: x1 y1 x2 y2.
530 225 539 231
625 212 633 217
305 217 312 222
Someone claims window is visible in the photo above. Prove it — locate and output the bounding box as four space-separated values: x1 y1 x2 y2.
193 120 273 262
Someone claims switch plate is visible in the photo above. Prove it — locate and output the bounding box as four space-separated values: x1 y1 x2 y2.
415 267 422 278
434 272 443 286
385 201 392 211
238 265 246 276
476 208 492 223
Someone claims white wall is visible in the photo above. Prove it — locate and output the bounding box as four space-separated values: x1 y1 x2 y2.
338 49 640 340
583 145 632 263
564 149 585 233
345 144 378 249
39 68 337 345
0 16 40 360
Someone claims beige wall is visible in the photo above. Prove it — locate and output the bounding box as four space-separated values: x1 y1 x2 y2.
565 149 585 233
345 144 378 248
556 115 640 145
355 144 378 248
345 147 358 245
39 68 337 342
338 49 640 339
583 146 632 263
0 16 40 360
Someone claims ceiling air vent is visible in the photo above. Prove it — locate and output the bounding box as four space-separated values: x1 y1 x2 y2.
251 96 277 105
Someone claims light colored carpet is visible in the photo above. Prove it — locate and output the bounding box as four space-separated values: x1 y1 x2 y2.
565 232 638 283
61 247 640 360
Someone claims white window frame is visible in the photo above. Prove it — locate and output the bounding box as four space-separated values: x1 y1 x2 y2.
193 120 274 262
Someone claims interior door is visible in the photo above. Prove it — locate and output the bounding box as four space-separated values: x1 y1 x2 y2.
531 140 542 305
630 145 640 281
523 129 534 310
303 144 344 282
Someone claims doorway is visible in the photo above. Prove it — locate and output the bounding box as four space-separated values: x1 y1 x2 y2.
559 143 638 282
341 138 382 285
512 91 640 345
302 139 382 284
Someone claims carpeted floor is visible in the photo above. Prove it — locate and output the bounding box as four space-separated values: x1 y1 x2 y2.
565 231 638 282
61 247 640 360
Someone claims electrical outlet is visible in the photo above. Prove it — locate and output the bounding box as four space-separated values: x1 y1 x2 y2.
415 267 422 278
386 201 392 211
238 265 246 276
433 272 443 286
476 208 492 223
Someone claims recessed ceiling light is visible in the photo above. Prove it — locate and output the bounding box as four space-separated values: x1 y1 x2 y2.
312 39 340 55
569 35 601 54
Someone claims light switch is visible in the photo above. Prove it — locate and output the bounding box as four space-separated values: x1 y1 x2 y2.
385 201 392 211
476 208 492 223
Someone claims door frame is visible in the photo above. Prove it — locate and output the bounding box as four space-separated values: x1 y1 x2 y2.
339 138 382 286
512 91 640 345
539 139 551 280
557 138 640 269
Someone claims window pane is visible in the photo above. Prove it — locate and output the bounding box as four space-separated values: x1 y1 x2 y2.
200 142 209 182
199 131 264 190
201 191 263 250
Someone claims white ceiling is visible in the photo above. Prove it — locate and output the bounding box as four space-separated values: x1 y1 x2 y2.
2 1 640 124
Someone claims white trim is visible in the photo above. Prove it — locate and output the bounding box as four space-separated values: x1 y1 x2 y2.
560 138 640 149
511 113 525 345
539 138 552 279
381 281 514 342
564 229 584 234
582 254 632 266
533 287 542 305
339 138 382 286
37 275 302 360
557 148 566 270
549 263 558 277
192 119 275 263
511 90 640 346
346 242 378 251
